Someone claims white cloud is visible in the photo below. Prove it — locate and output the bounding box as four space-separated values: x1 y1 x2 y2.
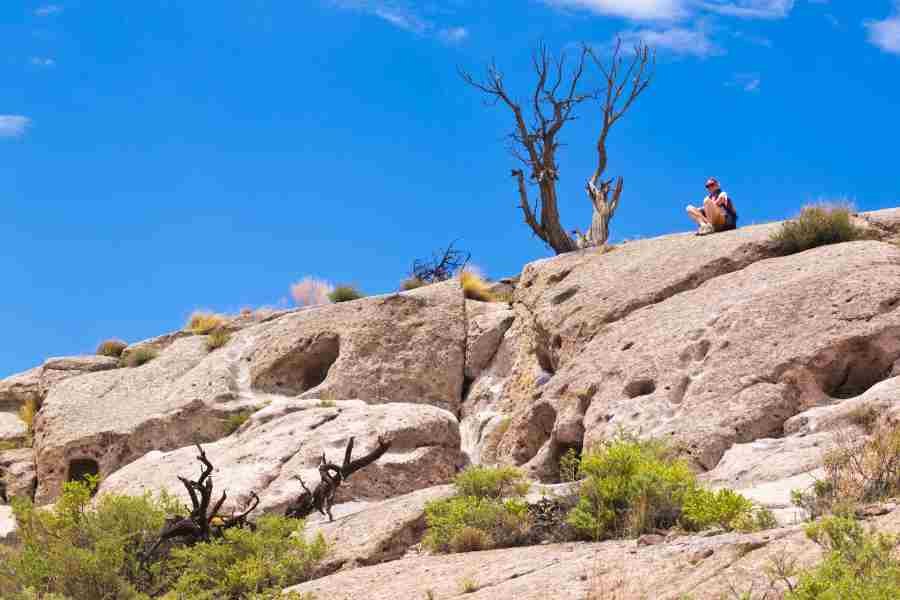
619 24 722 57
373 7 429 34
727 72 761 92
0 115 31 138
30 57 56 67
866 5 900 55
546 0 687 21
702 0 794 19
438 27 469 44
34 4 63 16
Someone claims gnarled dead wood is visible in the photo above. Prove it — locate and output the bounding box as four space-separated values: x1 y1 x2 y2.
285 435 391 522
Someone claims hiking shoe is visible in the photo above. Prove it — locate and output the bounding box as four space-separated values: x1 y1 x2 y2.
696 223 715 236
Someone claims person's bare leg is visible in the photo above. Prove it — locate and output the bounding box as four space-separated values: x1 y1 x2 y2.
686 205 709 226
704 197 726 231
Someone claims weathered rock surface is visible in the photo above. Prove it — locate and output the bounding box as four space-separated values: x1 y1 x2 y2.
250 282 466 413
98 400 462 514
498 240 900 479
0 448 36 501
0 505 15 544
288 506 900 600
306 484 454 573
465 301 514 381
33 335 257 504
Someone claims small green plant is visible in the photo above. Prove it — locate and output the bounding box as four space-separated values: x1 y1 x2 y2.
186 311 226 334
121 345 158 368
459 270 496 302
460 576 479 594
770 203 866 255
786 515 900 599
96 339 127 358
681 488 755 532
401 277 427 291
847 404 880 434
328 284 365 303
0 439 25 451
559 448 582 482
318 399 336 408
205 328 231 351
453 465 529 499
223 411 252 435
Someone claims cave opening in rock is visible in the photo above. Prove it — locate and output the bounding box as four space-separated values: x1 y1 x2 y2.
624 378 657 399
67 458 99 486
818 339 897 400
256 333 341 395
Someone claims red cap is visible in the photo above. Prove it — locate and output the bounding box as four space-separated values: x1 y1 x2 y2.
705 177 719 187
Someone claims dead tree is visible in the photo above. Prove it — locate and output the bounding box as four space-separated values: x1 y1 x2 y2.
285 435 391 522
142 444 259 562
462 41 655 254
583 40 655 247
411 241 471 283
461 44 594 254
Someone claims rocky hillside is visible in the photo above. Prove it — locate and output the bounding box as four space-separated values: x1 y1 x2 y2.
3 208 900 598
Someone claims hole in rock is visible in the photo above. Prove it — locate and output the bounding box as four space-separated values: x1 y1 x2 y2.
67 458 99 487
256 333 340 395
817 339 896 400
624 378 656 399
547 269 573 285
551 287 579 306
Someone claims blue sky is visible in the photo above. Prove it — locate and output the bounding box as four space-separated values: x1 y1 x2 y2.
2 0 899 377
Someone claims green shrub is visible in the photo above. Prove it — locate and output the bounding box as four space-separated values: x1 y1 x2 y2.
167 515 327 600
731 506 778 533
121 346 158 368
453 465 529 499
206 329 232 352
566 438 697 541
559 448 582 482
681 488 754 531
186 312 226 334
327 285 364 303
0 478 177 599
771 204 865 255
400 277 426 291
787 515 900 599
96 339 128 358
423 495 531 553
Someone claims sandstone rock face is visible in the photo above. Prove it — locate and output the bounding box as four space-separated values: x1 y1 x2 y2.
497 240 900 479
0 356 119 443
98 401 462 515
33 334 260 504
0 448 36 501
464 301 514 380
249 282 466 413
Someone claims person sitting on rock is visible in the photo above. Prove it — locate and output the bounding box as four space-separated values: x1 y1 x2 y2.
686 177 738 235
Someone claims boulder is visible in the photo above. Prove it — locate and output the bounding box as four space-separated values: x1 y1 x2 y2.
0 448 36 501
0 356 120 411
98 400 462 515
465 301 514 381
0 414 26 445
500 240 900 477
249 281 466 414
305 484 455 574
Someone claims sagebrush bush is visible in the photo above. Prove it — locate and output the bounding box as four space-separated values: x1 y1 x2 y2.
771 203 866 255
327 285 364 303
453 465 530 499
168 515 327 600
96 339 128 358
786 515 900 599
423 495 531 553
223 410 252 435
206 328 231 351
0 479 326 600
459 270 496 302
400 277 426 291
186 312 225 334
121 346 158 368
290 277 334 307
559 448 582 482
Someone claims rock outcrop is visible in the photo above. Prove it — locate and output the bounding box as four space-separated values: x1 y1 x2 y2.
0 448 36 501
98 400 462 514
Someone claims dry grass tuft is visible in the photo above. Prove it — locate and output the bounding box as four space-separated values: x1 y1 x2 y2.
771 202 867 255
400 277 427 291
121 346 158 368
460 270 496 302
96 339 127 358
205 329 231 351
186 312 225 334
